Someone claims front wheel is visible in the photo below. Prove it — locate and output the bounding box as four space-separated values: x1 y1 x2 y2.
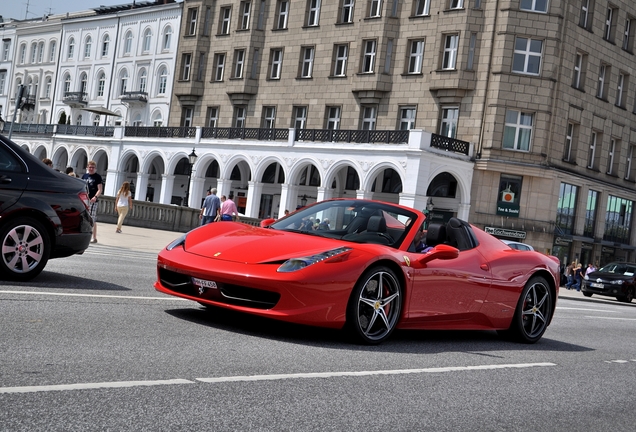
583 292 593 297
346 266 402 345
0 218 51 281
617 288 634 303
499 276 552 344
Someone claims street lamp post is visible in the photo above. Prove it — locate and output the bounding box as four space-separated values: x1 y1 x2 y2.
184 147 198 207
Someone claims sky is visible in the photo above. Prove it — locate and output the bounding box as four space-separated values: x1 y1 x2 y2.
0 0 139 21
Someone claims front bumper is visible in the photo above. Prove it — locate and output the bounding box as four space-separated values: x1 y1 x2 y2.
581 281 630 298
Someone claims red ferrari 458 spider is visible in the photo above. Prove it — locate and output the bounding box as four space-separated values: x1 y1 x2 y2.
155 199 560 344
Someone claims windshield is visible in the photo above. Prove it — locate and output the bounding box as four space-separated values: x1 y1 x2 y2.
597 263 636 276
268 200 418 249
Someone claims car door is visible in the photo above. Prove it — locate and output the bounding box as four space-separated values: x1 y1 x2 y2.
0 141 29 212
404 247 491 326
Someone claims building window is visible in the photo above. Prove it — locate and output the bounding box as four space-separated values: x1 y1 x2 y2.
607 138 618 175
233 49 245 78
276 1 290 29
63 75 71 95
240 1 251 30
306 0 321 26
362 39 377 73
449 0 464 9
67 38 74 60
250 48 260 79
102 35 110 57
158 68 168 94
597 63 609 100
564 122 577 161
604 6 617 42
119 70 128 96
143 29 152 52
623 18 635 53
361 106 377 130
207 106 219 127
440 107 459 137
2 41 9 61
442 34 459 70
414 0 431 16
197 53 206 81
203 6 212 36
124 32 133 54
44 77 51 98
214 53 226 81
163 26 172 50
520 0 548 13
340 0 355 23
38 42 44 63
49 41 56 62
262 106 276 128
384 39 393 73
503 109 533 151
187 8 198 36
604 196 633 244
269 49 283 79
466 33 477 70
326 106 341 130
30 43 36 63
584 190 598 238
220 7 231 35
512 37 542 75
579 0 594 30
293 106 308 129
369 0 383 18
0 72 6 96
181 107 194 127
234 106 247 128
616 72 627 108
258 0 266 29
333 44 348 77
300 46 315 78
626 145 636 181
407 39 425 74
399 107 416 130
97 73 105 97
556 183 577 235
588 131 599 169
181 53 192 81
572 52 586 89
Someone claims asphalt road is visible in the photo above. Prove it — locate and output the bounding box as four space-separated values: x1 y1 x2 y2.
1 232 636 431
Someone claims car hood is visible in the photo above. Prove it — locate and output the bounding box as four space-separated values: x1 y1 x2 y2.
185 223 353 264
587 270 635 282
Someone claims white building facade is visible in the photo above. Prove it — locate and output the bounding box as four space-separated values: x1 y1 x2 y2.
0 20 17 121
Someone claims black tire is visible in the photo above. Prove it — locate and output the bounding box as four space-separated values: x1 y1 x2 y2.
346 266 402 345
0 218 51 281
583 292 593 297
617 289 634 303
499 276 552 344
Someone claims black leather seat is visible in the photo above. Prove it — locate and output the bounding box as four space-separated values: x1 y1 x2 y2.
344 215 391 245
445 217 477 251
424 223 446 247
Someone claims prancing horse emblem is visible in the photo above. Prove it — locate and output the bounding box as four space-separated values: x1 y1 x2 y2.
199 286 206 295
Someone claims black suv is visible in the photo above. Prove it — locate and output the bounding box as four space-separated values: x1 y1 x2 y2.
0 134 93 280
581 262 636 303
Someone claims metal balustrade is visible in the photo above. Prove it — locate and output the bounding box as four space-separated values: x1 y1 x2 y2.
430 134 470 155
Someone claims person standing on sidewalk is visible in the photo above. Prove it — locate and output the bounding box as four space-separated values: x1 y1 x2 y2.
200 188 221 225
220 193 240 221
114 181 133 233
82 160 103 243
571 263 584 291
564 261 575 288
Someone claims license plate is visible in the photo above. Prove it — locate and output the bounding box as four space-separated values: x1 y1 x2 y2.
192 277 218 290
590 282 604 289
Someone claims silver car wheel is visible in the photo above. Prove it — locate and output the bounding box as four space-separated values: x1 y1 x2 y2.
2 224 45 274
520 279 551 339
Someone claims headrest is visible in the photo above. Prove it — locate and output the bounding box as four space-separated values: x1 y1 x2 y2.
366 215 387 233
425 223 446 246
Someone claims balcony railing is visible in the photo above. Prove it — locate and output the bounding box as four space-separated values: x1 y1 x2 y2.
295 129 409 144
63 91 88 107
0 122 55 134
430 133 470 155
56 124 115 137
120 91 148 104
201 127 289 140
124 126 196 138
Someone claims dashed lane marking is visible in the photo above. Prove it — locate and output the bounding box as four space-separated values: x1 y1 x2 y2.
557 307 618 313
0 290 187 301
0 362 556 394
584 316 636 321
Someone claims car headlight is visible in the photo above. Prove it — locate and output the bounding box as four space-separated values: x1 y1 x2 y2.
610 280 624 285
166 234 187 251
277 247 352 272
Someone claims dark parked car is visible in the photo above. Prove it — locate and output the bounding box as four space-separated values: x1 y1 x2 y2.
581 262 636 303
0 134 93 281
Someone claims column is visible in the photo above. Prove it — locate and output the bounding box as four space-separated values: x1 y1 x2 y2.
356 189 373 200
135 173 149 202
191 177 206 209
159 174 175 205
279 183 292 215
316 187 333 202
245 181 263 219
104 169 121 197
215 178 232 199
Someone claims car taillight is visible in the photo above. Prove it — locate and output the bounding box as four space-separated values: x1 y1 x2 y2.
79 191 90 210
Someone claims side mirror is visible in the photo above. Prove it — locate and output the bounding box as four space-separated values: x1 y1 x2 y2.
260 218 276 228
416 244 459 265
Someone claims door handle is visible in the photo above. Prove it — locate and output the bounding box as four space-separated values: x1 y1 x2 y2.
0 175 11 184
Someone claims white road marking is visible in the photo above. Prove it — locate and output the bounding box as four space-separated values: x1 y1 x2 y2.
0 290 187 301
0 363 556 394
0 379 194 394
196 362 557 383
605 360 630 364
557 307 618 313
585 316 636 321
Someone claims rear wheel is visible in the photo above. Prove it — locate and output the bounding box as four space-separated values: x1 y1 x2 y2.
0 218 51 281
347 266 402 345
499 276 552 344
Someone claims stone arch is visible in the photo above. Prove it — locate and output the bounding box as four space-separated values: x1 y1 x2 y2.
52 147 69 171
324 160 362 198
33 145 47 160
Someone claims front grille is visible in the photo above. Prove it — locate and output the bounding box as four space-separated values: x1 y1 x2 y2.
159 267 280 309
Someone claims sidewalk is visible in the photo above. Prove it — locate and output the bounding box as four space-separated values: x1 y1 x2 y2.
87 222 184 254
557 286 636 307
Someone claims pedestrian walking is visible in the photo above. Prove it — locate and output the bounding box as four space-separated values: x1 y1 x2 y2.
82 160 103 243
114 181 133 233
571 263 584 291
564 261 575 288
199 188 221 225
220 193 240 221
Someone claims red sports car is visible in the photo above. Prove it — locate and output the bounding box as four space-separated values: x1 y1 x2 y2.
155 199 560 344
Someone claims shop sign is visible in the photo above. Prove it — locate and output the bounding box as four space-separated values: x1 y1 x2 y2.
581 243 593 250
485 227 526 239
554 237 572 246
496 201 520 217
602 247 615 253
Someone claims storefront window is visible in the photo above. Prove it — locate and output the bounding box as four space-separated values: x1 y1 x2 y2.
584 190 598 238
556 183 577 235
604 195 633 244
